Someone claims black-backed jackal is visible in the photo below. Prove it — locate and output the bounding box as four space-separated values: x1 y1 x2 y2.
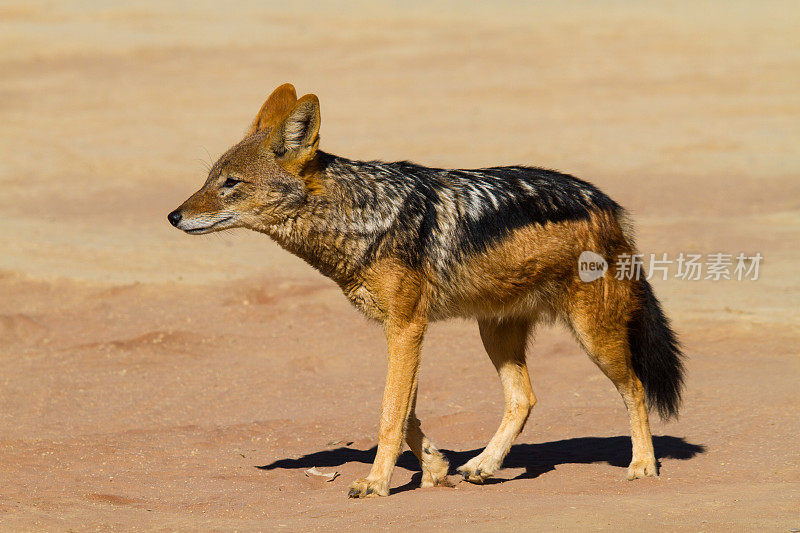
169 83 684 498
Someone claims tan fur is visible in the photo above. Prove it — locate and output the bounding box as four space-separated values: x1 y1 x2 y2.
458 317 536 483
247 83 298 136
348 264 430 497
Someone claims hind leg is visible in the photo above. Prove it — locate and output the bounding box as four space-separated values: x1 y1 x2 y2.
405 393 451 487
570 311 657 479
458 317 535 483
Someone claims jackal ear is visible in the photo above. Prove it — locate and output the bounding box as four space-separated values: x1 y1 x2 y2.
247 83 298 136
268 94 320 168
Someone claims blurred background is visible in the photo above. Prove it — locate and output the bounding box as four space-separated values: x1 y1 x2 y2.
1 1 798 529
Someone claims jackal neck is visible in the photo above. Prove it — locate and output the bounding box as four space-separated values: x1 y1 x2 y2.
262 152 401 286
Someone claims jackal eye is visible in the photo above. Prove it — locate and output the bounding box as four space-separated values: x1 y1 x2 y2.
222 177 242 188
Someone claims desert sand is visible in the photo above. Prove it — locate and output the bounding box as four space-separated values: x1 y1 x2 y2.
1 1 798 530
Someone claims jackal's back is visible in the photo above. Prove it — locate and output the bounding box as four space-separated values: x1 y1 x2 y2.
324 155 624 276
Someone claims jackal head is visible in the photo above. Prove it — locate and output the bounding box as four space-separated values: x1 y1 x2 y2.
168 83 321 234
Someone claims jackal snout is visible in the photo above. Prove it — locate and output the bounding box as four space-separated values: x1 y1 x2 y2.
167 185 239 235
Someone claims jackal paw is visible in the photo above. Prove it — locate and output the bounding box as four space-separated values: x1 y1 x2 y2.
420 455 452 488
627 459 658 480
457 455 499 484
348 478 389 498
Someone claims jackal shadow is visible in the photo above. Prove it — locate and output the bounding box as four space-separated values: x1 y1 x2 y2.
257 435 705 493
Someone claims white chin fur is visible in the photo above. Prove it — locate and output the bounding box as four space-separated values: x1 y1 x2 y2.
178 215 235 234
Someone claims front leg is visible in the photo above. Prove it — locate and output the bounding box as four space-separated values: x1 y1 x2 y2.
348 316 426 498
405 395 450 488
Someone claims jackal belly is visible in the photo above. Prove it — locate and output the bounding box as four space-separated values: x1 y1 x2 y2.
427 263 565 322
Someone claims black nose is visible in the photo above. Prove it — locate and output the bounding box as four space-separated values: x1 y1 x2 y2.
167 209 182 227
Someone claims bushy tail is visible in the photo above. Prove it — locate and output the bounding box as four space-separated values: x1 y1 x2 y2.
627 279 685 420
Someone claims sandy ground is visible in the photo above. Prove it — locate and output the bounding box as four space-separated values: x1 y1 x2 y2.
1 1 799 530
